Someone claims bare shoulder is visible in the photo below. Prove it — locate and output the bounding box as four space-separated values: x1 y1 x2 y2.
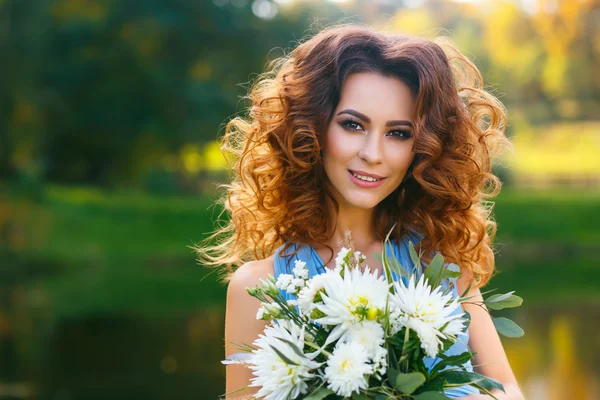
225 256 276 397
227 255 275 295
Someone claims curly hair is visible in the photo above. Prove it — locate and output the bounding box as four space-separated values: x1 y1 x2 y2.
195 24 511 288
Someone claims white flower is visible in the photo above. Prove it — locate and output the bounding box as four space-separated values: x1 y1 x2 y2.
276 273 305 295
372 345 388 376
390 275 466 357
335 247 351 269
296 271 332 316
324 341 372 397
293 260 309 280
341 321 385 357
276 274 294 291
354 251 366 265
256 302 282 321
314 266 390 345
250 320 321 400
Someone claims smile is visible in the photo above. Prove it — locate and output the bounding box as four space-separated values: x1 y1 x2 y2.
350 171 382 182
347 170 386 188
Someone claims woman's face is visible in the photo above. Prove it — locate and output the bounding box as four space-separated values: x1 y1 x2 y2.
323 72 416 211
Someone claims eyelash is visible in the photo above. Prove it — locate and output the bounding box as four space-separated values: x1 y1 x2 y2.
340 118 412 140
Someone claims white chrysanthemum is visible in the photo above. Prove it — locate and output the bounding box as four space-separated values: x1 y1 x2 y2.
341 321 385 357
372 345 388 376
276 273 294 291
256 302 282 321
314 267 390 345
276 272 305 295
250 320 321 400
256 306 266 320
296 266 341 316
353 251 366 265
324 341 372 397
390 275 466 357
335 247 351 268
293 260 309 280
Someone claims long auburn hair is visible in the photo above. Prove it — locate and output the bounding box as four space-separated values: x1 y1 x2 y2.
195 24 511 288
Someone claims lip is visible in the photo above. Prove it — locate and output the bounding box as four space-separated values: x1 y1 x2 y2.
348 169 385 179
348 170 386 188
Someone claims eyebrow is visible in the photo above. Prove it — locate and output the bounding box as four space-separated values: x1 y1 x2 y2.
337 109 414 128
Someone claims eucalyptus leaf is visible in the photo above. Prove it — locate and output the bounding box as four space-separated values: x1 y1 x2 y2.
486 291 515 303
389 257 409 279
413 392 452 400
463 311 471 330
443 263 461 279
492 317 525 337
441 370 505 392
374 252 383 263
430 351 473 375
485 295 523 310
395 372 426 394
424 253 444 288
387 367 400 386
304 387 335 400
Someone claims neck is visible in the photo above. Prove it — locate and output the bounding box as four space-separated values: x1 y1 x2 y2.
324 196 380 253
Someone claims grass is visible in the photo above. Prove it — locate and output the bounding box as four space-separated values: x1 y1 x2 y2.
3 184 599 318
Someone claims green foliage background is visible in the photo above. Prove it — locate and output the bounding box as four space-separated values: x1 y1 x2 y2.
1 0 599 399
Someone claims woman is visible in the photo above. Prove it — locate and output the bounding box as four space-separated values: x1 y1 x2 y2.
197 24 525 399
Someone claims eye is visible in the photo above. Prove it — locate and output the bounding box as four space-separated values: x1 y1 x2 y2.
340 119 364 132
387 130 412 140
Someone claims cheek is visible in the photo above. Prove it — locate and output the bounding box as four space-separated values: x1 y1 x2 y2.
324 125 355 162
387 146 415 175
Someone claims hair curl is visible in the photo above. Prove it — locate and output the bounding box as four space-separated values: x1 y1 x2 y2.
195 24 512 288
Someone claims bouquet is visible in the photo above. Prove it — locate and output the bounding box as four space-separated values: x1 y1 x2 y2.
223 232 524 400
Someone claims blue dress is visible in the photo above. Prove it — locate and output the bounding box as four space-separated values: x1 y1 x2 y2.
273 230 480 398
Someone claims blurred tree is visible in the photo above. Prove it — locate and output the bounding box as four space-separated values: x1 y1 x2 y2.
0 0 598 189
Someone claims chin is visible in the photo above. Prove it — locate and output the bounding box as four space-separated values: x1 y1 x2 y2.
342 192 384 210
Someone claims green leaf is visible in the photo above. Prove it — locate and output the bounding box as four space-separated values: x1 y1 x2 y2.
387 367 400 386
375 395 388 400
351 393 372 400
394 372 426 394
274 337 308 360
460 283 472 298
430 351 474 375
374 252 383 263
492 317 525 337
413 392 451 400
304 387 335 400
485 295 523 310
219 385 249 398
418 375 446 393
389 257 409 279
424 253 444 288
486 292 514 303
441 263 461 281
382 225 396 291
268 345 299 366
463 311 471 330
408 241 421 274
440 370 505 392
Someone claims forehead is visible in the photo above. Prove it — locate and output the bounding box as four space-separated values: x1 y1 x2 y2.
337 72 415 119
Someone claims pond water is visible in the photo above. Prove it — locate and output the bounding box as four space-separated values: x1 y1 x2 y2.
1 303 598 400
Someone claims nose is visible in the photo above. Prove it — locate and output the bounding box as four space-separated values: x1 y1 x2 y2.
358 130 383 164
